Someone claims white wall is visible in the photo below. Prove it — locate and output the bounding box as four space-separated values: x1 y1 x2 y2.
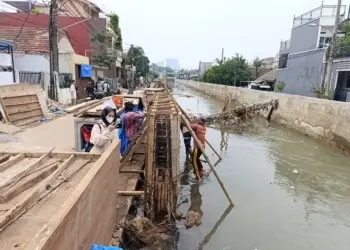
57 88 71 105
0 72 15 85
59 54 71 73
0 0 18 12
0 53 12 66
14 54 50 72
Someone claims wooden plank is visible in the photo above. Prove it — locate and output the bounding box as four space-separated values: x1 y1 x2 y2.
0 162 59 203
117 191 144 196
0 148 54 192
119 170 144 174
0 154 10 165
145 113 155 194
119 128 147 170
0 154 25 172
7 106 42 115
73 100 104 117
0 97 10 123
8 109 43 122
0 154 76 232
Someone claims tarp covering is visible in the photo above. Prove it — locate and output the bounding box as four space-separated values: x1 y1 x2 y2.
81 64 92 77
91 244 123 250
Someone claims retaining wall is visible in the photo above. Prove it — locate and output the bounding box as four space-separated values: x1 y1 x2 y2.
179 80 350 150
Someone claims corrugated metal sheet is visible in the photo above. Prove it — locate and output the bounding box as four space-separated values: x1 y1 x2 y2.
19 71 43 88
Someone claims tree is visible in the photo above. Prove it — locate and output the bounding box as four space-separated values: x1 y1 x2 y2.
125 45 144 65
125 45 150 77
109 13 123 50
253 57 264 79
201 54 252 85
134 55 150 77
91 32 113 68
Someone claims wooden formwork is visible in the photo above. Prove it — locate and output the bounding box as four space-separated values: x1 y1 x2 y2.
0 150 99 233
0 140 121 250
145 91 180 221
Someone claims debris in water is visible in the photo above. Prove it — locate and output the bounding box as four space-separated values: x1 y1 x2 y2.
124 216 176 249
293 170 299 174
290 185 295 189
185 210 202 228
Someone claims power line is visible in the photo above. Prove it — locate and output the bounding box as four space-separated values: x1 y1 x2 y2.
14 0 39 41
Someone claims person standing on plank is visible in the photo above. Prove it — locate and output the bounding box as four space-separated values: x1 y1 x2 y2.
190 116 207 181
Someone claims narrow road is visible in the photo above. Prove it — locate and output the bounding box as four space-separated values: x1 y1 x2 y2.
0 114 76 152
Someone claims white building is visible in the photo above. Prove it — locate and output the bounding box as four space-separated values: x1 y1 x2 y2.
198 61 213 75
0 0 19 12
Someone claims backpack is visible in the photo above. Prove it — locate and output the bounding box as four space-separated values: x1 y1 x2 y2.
85 124 101 152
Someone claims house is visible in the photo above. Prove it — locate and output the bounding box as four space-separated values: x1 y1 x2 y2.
0 40 18 85
0 26 90 104
33 0 102 18
0 11 123 89
276 4 347 98
3 0 31 12
198 61 212 76
261 57 275 68
0 0 20 12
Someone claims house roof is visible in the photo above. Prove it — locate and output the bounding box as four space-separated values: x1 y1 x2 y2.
253 68 277 83
3 0 31 12
0 26 68 53
0 13 91 56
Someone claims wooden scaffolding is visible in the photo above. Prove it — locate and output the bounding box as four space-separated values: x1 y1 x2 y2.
145 91 180 221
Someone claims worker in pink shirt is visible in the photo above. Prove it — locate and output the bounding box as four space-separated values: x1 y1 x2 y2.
123 102 145 143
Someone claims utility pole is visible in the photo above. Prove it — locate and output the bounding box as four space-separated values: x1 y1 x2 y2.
49 0 59 100
323 0 342 98
221 48 224 64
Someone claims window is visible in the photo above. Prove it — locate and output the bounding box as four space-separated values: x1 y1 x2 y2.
319 36 332 48
278 54 288 69
347 75 350 88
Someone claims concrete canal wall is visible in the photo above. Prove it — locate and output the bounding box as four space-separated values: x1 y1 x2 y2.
178 80 350 150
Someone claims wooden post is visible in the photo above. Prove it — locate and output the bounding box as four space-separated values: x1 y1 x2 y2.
166 90 222 160
181 114 234 206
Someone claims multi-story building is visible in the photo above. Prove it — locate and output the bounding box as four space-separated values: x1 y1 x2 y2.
198 61 212 76
276 4 347 98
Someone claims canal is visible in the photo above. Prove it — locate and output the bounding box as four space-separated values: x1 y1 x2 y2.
173 85 350 250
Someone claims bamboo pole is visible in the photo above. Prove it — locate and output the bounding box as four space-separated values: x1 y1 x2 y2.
167 90 222 161
180 114 234 206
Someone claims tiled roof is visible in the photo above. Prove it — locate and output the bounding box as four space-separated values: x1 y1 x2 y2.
0 26 67 53
0 13 92 56
253 68 277 83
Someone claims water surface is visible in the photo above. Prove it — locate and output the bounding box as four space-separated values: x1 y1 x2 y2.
174 86 350 250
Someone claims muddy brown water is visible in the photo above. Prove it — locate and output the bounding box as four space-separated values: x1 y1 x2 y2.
174 86 350 250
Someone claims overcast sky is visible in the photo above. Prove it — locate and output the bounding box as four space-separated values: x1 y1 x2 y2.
97 0 350 68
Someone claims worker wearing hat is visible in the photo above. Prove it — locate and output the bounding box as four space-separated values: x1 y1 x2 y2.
190 116 207 181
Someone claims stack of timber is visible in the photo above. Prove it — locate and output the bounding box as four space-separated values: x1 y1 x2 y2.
145 91 180 221
0 140 121 250
0 84 48 126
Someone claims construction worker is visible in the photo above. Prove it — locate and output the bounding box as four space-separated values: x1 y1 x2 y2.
180 122 192 162
190 116 206 181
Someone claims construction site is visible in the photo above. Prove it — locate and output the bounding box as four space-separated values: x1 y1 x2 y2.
0 76 348 250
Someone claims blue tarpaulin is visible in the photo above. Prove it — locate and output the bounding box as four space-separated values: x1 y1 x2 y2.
81 64 92 77
118 113 128 156
91 244 123 250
